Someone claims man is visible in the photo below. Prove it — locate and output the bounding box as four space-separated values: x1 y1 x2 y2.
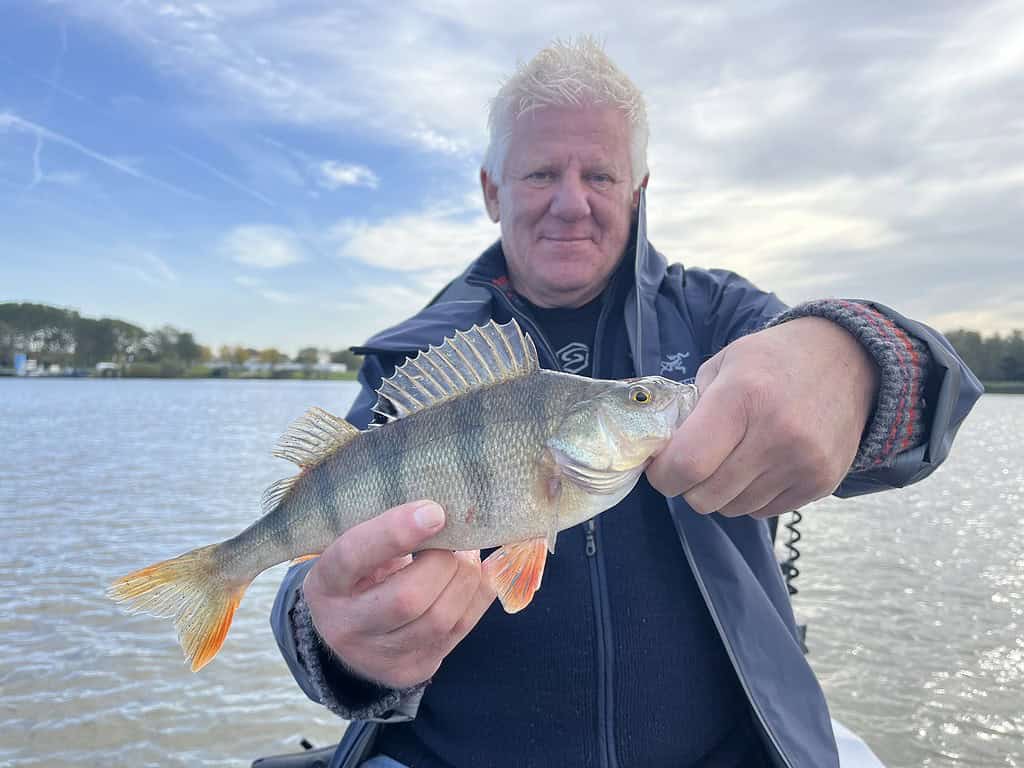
272 39 981 768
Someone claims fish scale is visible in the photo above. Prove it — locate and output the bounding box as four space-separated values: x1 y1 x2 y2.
108 319 698 671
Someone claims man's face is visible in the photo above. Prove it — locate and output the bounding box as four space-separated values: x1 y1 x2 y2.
481 104 641 308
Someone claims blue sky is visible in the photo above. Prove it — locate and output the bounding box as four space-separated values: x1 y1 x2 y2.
2 1 1021 355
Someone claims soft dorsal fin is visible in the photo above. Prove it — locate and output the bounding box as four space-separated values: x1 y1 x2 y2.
272 406 359 468
373 319 539 422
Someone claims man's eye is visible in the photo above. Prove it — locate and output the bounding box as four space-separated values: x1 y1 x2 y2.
527 171 555 182
589 173 613 185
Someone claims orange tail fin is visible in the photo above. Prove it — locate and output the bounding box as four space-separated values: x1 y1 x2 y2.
108 543 249 671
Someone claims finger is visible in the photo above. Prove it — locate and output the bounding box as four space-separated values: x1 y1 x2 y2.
715 471 787 518
312 500 446 595
359 549 460 632
646 376 747 498
682 440 764 515
449 553 498 643
750 488 809 520
350 554 413 594
387 550 484 644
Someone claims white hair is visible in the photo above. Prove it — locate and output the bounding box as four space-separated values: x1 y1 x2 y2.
482 36 649 189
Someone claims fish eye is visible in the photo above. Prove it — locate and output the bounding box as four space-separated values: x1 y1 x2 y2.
629 385 651 404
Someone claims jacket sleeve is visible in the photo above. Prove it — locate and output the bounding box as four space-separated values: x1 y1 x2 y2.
831 303 983 496
270 353 428 722
682 268 983 496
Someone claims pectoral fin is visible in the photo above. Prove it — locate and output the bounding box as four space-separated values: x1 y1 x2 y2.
482 537 548 613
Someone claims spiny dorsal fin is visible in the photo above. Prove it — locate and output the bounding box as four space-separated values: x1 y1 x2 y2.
373 319 539 422
273 406 359 468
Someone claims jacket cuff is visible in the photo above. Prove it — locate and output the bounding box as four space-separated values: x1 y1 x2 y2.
290 585 429 721
766 299 931 470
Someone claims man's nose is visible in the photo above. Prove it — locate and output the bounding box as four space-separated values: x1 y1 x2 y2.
549 174 590 221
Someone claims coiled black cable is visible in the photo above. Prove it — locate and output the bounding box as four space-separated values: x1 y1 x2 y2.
778 509 808 652
780 509 802 597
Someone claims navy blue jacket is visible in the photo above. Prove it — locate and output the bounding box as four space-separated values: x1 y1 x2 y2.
273 200 983 767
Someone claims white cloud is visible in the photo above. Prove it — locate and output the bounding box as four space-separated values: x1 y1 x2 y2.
143 252 177 282
234 274 298 304
318 161 379 190
31 1 1024 340
332 208 497 273
928 305 1024 336
409 126 467 155
55 1 498 157
220 224 304 268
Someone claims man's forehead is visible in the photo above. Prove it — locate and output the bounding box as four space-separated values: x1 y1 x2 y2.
506 104 630 164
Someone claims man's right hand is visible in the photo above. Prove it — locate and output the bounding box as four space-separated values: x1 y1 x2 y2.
302 500 496 690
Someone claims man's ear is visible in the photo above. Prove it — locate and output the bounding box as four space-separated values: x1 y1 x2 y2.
632 173 650 208
480 169 500 222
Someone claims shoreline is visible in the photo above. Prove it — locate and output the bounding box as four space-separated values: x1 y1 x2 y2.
980 381 1024 394
2 373 1021 393
0 371 360 382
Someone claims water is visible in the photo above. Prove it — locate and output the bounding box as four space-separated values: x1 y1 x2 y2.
0 380 1020 767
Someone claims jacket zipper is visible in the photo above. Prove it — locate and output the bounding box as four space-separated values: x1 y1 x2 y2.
670 512 796 768
583 517 617 768
588 296 619 768
475 278 619 768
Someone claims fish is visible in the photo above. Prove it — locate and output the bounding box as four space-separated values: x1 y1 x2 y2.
108 319 698 671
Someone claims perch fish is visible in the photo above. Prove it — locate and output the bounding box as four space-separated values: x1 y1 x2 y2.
109 319 698 670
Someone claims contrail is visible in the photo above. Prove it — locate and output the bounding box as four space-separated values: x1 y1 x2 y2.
0 112 204 200
28 21 68 189
172 148 277 207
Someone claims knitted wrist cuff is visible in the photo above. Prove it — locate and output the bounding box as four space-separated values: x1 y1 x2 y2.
766 299 931 470
291 586 428 720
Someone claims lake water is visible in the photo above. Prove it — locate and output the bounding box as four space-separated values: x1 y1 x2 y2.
1 379 1020 767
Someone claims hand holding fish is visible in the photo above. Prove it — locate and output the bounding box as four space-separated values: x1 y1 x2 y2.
647 317 878 518
302 500 496 689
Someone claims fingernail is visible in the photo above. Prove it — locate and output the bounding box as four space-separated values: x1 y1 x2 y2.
414 501 445 530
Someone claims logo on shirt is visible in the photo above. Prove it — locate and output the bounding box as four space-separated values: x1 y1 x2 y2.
659 351 690 376
557 342 590 374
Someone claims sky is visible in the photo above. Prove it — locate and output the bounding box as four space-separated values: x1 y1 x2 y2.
1 0 1022 356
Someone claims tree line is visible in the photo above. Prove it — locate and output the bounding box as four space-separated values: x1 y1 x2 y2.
2 301 1022 382
943 329 1024 382
0 302 363 374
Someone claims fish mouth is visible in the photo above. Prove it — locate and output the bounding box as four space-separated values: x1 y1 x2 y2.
670 381 699 428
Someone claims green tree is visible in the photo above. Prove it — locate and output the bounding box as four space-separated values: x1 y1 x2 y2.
260 348 286 365
330 348 363 369
71 317 114 366
176 332 200 366
296 347 320 366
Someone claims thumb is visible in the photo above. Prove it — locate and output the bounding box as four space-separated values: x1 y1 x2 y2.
309 500 446 597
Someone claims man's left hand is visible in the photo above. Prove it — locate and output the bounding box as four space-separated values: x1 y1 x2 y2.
647 317 879 518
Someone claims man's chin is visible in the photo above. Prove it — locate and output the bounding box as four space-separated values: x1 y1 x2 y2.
523 271 608 307
538 238 598 256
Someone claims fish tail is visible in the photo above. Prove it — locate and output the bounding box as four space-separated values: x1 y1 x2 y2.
107 543 249 671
